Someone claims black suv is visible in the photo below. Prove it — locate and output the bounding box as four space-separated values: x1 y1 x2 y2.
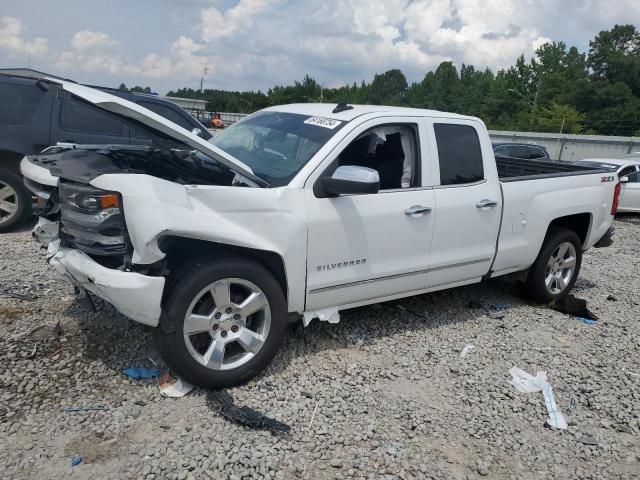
0 74 211 232
492 142 551 161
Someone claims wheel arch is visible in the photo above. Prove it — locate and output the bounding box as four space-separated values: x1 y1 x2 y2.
158 236 289 307
0 150 25 174
546 212 591 248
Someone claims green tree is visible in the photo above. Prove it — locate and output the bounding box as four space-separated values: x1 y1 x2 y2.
535 102 586 133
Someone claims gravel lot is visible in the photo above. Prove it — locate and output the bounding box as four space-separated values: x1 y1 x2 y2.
1 216 639 480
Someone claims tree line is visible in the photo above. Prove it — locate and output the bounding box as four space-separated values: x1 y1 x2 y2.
163 24 640 136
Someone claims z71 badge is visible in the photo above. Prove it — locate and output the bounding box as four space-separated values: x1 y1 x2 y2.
601 176 615 182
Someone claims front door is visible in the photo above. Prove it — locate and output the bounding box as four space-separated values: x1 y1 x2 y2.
304 118 435 310
619 166 640 212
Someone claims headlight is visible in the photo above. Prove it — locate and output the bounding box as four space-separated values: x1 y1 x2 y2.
59 183 121 214
58 182 129 256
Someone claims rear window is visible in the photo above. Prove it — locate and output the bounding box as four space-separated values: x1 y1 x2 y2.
434 123 484 185
60 96 122 136
0 82 45 125
137 100 193 131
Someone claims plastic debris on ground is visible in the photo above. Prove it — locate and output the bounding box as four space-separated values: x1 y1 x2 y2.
302 307 340 327
576 317 597 325
509 367 567 430
551 294 598 321
122 367 161 380
157 372 194 398
207 389 290 434
62 406 107 413
460 344 475 357
0 288 37 301
71 455 82 466
468 300 510 319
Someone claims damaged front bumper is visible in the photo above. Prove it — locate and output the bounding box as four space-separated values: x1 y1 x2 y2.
35 219 165 326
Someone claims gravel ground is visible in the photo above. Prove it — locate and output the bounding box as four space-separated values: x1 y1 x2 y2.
1 216 639 480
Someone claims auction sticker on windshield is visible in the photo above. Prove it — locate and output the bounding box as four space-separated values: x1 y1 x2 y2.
304 116 343 129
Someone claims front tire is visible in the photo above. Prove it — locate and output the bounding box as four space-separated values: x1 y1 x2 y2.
525 227 582 304
0 168 31 233
154 255 287 388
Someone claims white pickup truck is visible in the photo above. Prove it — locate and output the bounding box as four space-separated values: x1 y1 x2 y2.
22 80 619 388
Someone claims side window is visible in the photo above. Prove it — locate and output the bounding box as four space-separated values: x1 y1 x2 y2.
0 82 45 125
494 145 508 156
530 147 546 159
336 125 418 190
60 96 122 135
627 171 640 183
434 123 484 185
137 100 193 131
619 166 636 179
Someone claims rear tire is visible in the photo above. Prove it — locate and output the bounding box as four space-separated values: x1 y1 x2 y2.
525 227 582 304
0 168 31 233
154 255 287 388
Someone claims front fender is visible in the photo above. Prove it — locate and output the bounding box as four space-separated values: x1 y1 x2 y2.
90 174 308 312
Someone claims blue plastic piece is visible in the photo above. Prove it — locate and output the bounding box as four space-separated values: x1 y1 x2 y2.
71 455 82 466
122 367 161 380
576 317 597 325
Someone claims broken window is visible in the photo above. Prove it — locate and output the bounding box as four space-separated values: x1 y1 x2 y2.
336 125 418 190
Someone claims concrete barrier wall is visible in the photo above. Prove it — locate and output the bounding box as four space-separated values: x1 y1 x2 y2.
214 112 640 161
488 130 640 161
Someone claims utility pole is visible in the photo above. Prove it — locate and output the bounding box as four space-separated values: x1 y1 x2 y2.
199 66 209 94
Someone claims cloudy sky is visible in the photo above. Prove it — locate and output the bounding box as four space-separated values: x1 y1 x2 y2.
1 0 639 94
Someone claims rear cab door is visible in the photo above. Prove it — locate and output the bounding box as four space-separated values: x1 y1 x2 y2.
424 118 502 288
0 76 55 155
304 115 436 310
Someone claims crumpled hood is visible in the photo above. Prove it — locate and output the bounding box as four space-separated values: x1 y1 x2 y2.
44 78 266 187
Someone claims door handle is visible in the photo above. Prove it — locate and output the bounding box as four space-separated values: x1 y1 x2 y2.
405 205 432 216
476 199 498 208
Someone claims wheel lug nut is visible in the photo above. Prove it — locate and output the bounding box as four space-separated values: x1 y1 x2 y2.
225 307 232 314
214 312 222 319
221 330 227 338
231 325 239 333
233 314 240 320
212 324 219 330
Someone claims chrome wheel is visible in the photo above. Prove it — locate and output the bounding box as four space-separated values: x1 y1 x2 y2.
183 278 271 371
0 181 18 224
545 241 577 295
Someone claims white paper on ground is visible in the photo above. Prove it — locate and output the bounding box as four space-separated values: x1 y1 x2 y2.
460 344 475 357
509 367 568 429
158 372 194 398
302 307 340 327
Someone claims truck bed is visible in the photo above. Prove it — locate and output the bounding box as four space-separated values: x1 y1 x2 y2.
496 155 608 182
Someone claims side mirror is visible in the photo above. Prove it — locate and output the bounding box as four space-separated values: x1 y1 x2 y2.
322 166 380 196
192 127 202 136
619 176 629 183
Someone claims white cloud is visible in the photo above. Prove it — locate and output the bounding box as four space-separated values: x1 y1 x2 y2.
201 0 270 40
0 16 48 58
70 30 118 51
10 0 640 92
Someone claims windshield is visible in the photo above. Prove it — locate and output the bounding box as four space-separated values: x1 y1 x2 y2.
573 160 619 170
210 111 345 186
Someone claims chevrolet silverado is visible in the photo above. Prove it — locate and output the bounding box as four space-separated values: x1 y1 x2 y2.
21 80 618 387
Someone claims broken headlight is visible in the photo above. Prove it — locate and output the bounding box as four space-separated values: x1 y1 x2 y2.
58 182 129 256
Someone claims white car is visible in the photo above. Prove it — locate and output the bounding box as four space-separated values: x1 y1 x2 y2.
21 80 619 388
573 158 640 213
